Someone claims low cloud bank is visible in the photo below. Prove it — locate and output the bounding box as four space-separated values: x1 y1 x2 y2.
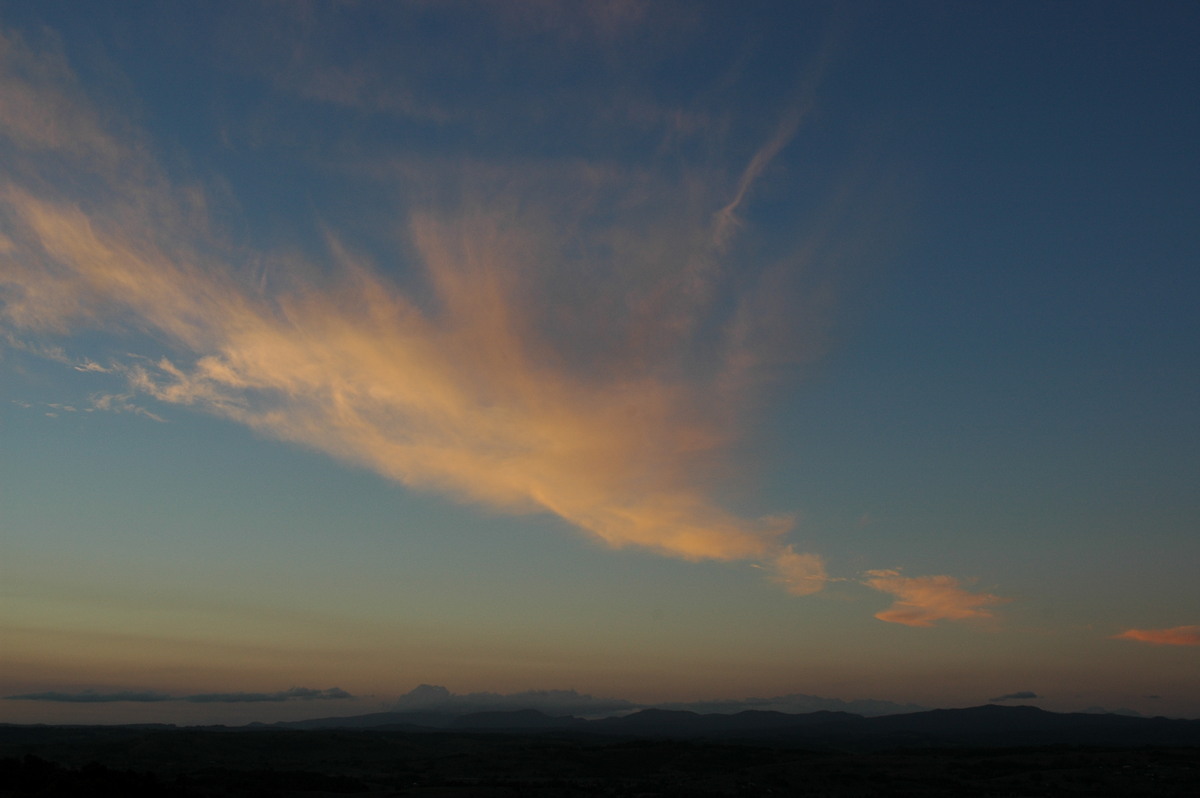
393 684 635 718
989 691 1038 702
4 690 172 704
655 692 927 718
6 687 353 704
392 685 925 719
1113 625 1200 646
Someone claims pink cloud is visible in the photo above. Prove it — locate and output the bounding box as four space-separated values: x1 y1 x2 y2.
1112 626 1200 646
863 569 1007 627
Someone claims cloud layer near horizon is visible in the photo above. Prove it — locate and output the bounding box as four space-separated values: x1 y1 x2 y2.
989 691 1038 702
1113 626 1200 646
5 687 353 704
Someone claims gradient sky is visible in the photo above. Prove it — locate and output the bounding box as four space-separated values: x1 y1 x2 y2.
2 1 1198 726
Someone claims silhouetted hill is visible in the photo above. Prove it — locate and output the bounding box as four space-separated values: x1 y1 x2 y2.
591 708 699 734
861 704 1200 748
278 710 459 730
449 708 588 730
594 705 1200 748
4 719 1200 796
256 703 1200 749
590 708 866 739
658 692 928 717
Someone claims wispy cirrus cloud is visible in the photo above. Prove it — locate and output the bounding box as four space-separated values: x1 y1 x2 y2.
0 12 1012 629
1113 626 1200 646
864 569 1007 627
0 18 844 583
0 26 127 170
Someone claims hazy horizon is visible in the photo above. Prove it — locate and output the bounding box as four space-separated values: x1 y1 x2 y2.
3 681 1177 728
3 2 1198 727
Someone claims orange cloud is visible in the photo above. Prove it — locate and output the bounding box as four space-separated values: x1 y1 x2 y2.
863 569 1007 627
0 24 840 572
1112 626 1200 646
2 189 792 562
766 546 829 596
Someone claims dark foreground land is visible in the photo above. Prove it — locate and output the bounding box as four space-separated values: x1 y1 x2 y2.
2 725 1199 797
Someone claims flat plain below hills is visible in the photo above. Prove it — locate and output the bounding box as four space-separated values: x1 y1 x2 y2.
2 705 1199 796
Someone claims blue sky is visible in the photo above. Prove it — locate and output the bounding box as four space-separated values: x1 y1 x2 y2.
2 1 1198 725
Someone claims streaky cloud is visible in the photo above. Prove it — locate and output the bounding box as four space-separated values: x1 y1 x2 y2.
390 684 926 718
710 5 841 250
1113 626 1200 646
989 691 1039 702
4 687 354 703
0 16 870 584
655 692 927 718
185 687 354 704
4 690 172 703
393 684 635 717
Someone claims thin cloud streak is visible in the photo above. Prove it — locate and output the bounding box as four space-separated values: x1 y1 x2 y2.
185 688 354 704
392 684 635 717
1113 626 1200 646
864 570 1007 627
5 690 172 703
5 688 354 703
711 110 802 250
710 8 841 251
990 691 1038 702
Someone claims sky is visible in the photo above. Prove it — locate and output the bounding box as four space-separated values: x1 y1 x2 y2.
2 1 1198 726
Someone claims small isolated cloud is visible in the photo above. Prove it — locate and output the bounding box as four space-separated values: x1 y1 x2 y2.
5 690 172 703
990 691 1038 702
863 569 1007 627
5 687 352 703
764 545 829 596
1112 625 1200 646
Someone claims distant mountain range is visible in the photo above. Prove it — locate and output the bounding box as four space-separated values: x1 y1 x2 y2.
270 703 1200 749
376 683 928 718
